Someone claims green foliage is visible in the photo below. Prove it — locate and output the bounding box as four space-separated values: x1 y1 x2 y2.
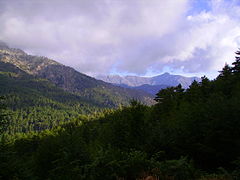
0 96 8 135
1 50 240 179
0 57 153 134
0 68 105 134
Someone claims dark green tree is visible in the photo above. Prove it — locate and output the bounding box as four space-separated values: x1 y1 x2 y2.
218 63 232 79
232 49 240 73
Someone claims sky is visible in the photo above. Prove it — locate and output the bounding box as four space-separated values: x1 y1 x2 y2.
0 0 240 79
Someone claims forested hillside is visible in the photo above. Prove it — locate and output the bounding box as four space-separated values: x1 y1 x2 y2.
0 43 153 133
0 42 153 106
0 50 240 179
0 62 100 133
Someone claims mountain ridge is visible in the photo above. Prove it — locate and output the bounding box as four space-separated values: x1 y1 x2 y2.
0 42 154 107
96 73 201 95
96 73 200 88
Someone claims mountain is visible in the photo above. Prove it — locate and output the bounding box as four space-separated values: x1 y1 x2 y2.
132 84 169 95
0 42 154 133
0 43 153 106
150 73 200 88
96 73 200 88
96 74 150 87
96 73 201 95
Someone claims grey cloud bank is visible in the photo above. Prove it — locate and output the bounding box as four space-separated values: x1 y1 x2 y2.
0 0 240 78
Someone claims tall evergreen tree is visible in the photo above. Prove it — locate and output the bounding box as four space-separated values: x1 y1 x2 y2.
232 49 240 73
218 63 232 79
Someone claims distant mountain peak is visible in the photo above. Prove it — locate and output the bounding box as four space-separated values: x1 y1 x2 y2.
162 72 170 76
96 73 201 94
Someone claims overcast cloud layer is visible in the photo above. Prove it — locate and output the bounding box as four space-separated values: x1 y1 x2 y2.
0 0 240 78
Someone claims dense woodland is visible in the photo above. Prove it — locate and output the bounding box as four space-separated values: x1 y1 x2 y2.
1 51 240 179
0 67 100 134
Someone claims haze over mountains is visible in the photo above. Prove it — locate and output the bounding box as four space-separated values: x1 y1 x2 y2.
0 42 154 108
0 42 157 132
96 73 201 95
1 0 240 178
0 41 200 100
0 41 201 133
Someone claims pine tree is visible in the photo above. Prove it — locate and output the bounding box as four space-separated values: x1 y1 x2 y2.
218 63 232 79
232 49 240 73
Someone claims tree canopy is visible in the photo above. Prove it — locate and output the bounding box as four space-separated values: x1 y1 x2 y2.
1 50 240 179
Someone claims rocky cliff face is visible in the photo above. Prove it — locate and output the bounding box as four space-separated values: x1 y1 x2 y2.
0 45 59 75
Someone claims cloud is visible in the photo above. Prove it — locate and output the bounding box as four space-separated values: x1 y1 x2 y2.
0 0 240 78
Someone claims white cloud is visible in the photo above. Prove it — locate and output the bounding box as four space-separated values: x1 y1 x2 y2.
0 0 239 78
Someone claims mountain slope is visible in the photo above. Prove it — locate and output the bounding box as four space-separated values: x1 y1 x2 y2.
96 73 200 88
0 42 154 133
0 62 101 133
132 84 169 95
112 83 169 96
97 74 150 87
96 73 201 95
0 43 154 108
150 73 200 88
